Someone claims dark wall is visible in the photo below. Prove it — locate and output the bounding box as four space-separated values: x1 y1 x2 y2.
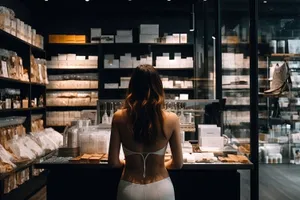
1 0 32 25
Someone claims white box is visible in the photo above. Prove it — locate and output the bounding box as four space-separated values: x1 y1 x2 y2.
132 58 140 68
180 34 187 43
179 94 189 100
88 56 98 61
91 28 101 43
140 34 158 43
140 24 159 35
198 125 221 137
115 35 133 43
10 19 17 36
101 35 114 43
76 56 86 60
67 54 76 61
199 137 224 148
120 59 133 68
172 34 180 43
58 54 67 61
116 30 132 36
104 83 119 89
166 36 174 44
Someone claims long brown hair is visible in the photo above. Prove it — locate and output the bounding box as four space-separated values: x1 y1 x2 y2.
124 65 166 145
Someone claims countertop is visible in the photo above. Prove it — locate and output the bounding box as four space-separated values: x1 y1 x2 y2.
35 156 253 170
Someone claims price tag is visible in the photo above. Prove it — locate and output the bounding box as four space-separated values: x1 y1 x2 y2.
1 61 8 77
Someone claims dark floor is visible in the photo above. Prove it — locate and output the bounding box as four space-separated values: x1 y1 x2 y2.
29 165 300 200
241 164 300 200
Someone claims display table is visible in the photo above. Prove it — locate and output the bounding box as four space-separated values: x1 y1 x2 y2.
35 157 252 200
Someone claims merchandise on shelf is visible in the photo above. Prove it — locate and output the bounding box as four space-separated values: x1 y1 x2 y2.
0 48 29 82
48 34 86 44
30 55 49 85
104 53 152 69
47 111 82 126
47 73 98 89
46 91 98 107
0 6 44 49
224 111 250 125
115 29 133 43
47 54 98 69
0 88 23 110
31 119 45 133
155 53 193 68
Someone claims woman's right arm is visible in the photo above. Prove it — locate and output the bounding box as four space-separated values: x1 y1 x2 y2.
165 114 183 169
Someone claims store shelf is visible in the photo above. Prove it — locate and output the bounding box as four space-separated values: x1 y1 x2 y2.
105 88 194 91
48 43 194 47
46 106 97 111
103 67 194 70
47 43 98 46
0 29 45 52
0 77 30 85
30 82 47 87
0 108 30 113
31 107 46 111
47 88 98 91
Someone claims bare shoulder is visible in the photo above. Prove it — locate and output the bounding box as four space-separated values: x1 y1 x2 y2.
163 110 179 124
113 109 127 123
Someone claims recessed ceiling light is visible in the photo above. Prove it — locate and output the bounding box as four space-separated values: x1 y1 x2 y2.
45 0 48 1
85 0 89 2
263 0 267 3
167 0 171 1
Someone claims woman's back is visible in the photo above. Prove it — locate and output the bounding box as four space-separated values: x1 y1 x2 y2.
113 109 180 184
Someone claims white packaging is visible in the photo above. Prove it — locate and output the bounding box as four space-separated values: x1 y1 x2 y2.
180 33 187 43
10 19 17 36
166 36 174 44
140 34 158 43
76 56 86 60
67 54 76 61
58 54 67 61
120 77 131 88
172 34 180 43
199 137 224 148
140 24 159 35
91 28 102 43
198 125 221 137
179 94 189 100
104 83 119 89
132 57 140 68
88 56 98 60
116 30 132 36
115 35 133 43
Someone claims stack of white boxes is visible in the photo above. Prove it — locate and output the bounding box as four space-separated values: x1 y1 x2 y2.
120 53 133 68
0 7 44 49
47 54 98 69
161 77 193 89
155 53 193 68
198 125 223 150
116 30 133 43
140 24 159 43
222 53 249 69
164 33 187 44
104 53 152 68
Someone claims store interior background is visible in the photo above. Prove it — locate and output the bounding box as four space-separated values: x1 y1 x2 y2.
1 0 300 199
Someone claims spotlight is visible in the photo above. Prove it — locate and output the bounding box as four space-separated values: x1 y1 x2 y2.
263 0 267 3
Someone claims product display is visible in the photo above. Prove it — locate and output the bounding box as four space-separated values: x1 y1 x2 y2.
0 6 44 49
46 91 98 107
48 34 86 44
47 111 82 126
47 54 98 69
0 48 29 82
155 53 193 68
47 73 98 89
0 89 23 110
30 55 49 85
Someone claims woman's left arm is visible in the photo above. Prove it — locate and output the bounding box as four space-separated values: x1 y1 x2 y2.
108 112 124 168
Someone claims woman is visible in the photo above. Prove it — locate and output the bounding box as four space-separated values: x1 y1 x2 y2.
108 64 183 200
